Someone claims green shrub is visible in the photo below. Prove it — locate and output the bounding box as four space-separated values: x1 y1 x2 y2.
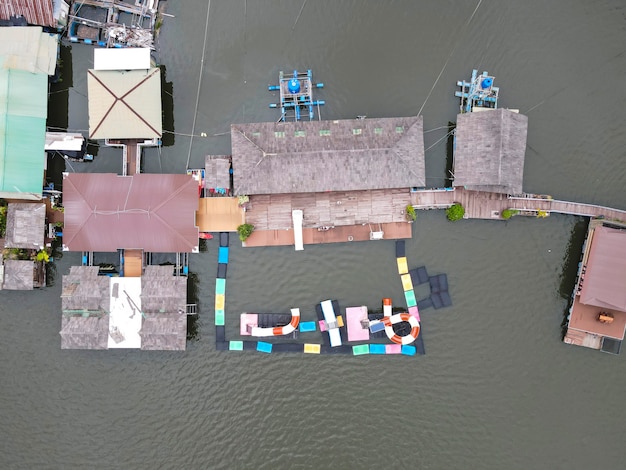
237 223 255 242
35 250 50 263
501 209 519 220
446 203 465 221
405 204 417 222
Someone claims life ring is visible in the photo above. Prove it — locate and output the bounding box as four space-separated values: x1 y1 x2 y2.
382 313 420 345
347 235 354 241
250 308 300 336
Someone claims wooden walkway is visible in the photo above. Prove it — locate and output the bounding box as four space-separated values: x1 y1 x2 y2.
411 188 626 222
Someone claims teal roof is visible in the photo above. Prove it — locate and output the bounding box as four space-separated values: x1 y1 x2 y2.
0 68 47 196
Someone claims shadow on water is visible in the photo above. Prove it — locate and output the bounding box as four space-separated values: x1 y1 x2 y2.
160 65 175 147
186 271 200 342
47 44 73 130
558 216 589 334
445 121 455 188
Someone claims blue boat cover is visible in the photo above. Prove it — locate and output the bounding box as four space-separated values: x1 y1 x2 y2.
409 266 430 285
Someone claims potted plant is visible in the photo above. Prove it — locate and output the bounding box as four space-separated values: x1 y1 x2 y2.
405 204 417 222
446 203 465 221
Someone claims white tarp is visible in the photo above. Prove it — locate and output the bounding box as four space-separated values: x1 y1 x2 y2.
94 47 151 71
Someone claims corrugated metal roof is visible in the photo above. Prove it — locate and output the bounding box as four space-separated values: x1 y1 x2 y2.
231 116 425 195
453 109 528 195
580 226 626 312
93 48 151 71
62 173 199 253
87 68 162 139
0 26 58 75
0 68 47 198
0 0 55 27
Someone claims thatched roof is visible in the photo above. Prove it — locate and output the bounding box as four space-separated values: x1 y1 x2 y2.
453 109 528 195
60 315 109 350
4 202 45 249
61 266 110 313
2 259 33 290
231 116 424 195
140 312 186 351
204 155 231 191
139 265 187 350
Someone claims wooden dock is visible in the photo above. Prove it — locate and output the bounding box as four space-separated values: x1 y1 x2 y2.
411 188 626 222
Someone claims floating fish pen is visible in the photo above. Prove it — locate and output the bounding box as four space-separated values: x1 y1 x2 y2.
455 69 499 113
268 69 325 121
68 0 159 48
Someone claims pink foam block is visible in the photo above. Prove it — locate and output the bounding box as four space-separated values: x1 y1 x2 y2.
318 320 327 332
408 306 420 322
385 344 402 354
240 313 258 336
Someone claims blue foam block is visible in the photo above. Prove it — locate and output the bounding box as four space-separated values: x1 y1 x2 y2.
370 321 385 333
257 342 273 353
369 344 387 355
401 345 416 356
299 321 316 332
218 246 229 264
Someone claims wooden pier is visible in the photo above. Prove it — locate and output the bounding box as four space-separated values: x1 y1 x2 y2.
411 188 626 222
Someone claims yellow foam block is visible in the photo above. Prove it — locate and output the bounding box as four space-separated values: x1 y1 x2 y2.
337 315 344 327
215 293 225 311
401 273 413 292
396 257 408 275
304 343 321 354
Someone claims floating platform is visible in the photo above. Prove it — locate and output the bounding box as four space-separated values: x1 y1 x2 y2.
269 69 325 121
455 69 499 113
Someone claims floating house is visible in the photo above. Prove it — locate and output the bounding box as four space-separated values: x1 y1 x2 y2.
59 172 199 350
564 221 626 354
0 202 47 290
0 0 69 29
87 48 161 175
68 0 159 48
60 265 187 350
230 116 425 247
0 27 58 201
452 70 528 195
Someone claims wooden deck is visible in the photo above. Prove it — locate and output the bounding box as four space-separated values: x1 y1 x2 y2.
411 188 626 222
246 189 410 231
196 197 244 232
244 222 412 248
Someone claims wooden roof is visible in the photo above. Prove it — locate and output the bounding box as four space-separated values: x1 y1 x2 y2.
453 109 528 195
61 266 110 313
204 155 231 190
62 173 199 253
60 315 109 350
2 259 33 290
231 116 424 195
4 202 45 249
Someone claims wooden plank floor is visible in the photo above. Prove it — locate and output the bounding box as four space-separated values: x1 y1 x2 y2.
245 189 411 230
243 222 412 248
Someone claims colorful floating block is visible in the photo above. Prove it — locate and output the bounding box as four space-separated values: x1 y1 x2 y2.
215 293 225 311
229 340 243 351
369 320 385 333
215 278 226 295
404 289 417 308
396 257 408 275
336 315 344 328
369 344 387 354
318 320 327 332
401 273 413 292
352 344 370 355
401 345 416 356
385 344 402 354
299 321 317 333
303 343 321 354
408 305 420 322
218 246 229 264
257 342 273 353
215 309 225 326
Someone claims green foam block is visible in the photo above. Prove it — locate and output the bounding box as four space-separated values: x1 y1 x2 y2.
229 341 243 351
352 344 370 355
215 309 225 326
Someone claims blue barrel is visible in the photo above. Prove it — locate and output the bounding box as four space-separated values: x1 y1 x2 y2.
481 77 493 89
288 78 301 94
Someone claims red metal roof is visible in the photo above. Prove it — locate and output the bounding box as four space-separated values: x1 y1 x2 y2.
580 226 626 312
0 0 55 27
63 173 199 253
